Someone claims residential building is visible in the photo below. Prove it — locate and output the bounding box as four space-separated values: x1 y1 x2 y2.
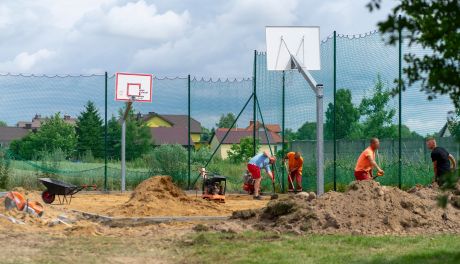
17 114 76 131
139 112 203 148
209 121 282 159
0 127 30 148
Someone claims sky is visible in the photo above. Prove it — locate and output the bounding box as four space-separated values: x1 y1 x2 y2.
0 0 396 78
0 0 453 136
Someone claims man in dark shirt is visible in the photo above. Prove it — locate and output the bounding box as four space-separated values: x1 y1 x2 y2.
426 137 457 186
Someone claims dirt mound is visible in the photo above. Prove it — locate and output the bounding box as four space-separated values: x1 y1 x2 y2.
129 175 189 202
230 181 460 235
106 176 230 217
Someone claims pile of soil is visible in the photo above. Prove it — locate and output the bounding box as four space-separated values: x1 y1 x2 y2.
229 180 460 235
106 176 230 217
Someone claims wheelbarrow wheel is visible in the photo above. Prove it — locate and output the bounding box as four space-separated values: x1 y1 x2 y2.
41 190 55 204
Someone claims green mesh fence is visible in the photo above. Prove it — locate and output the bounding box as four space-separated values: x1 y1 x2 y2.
0 30 457 192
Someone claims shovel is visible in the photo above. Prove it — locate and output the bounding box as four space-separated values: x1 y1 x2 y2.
284 161 297 194
270 165 278 200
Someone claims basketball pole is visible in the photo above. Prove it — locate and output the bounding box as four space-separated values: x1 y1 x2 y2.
289 55 324 196
121 97 134 192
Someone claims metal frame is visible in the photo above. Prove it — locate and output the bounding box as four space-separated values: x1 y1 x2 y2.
289 55 325 196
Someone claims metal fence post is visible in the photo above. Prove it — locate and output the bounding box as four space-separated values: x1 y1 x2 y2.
253 50 257 156
188 74 191 189
104 71 108 191
281 70 286 193
333 30 337 191
398 15 403 189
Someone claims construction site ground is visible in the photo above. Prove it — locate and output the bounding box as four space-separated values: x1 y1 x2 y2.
2 176 460 263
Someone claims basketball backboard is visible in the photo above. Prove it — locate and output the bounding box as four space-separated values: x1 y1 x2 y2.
115 72 152 102
265 26 321 71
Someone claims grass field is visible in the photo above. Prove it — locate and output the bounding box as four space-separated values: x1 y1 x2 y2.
2 231 460 264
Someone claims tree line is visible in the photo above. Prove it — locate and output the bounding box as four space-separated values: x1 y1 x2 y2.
9 102 151 161
288 76 423 141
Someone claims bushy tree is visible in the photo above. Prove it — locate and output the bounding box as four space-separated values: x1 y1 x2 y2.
10 113 77 159
227 137 259 163
284 128 297 142
200 126 212 142
296 122 317 140
359 76 397 139
216 113 236 128
447 109 460 142
76 101 104 158
0 121 6 127
0 149 10 189
368 0 460 109
400 125 423 139
325 89 361 140
143 144 187 186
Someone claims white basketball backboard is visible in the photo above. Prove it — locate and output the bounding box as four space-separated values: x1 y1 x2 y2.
265 26 321 71
115 72 152 102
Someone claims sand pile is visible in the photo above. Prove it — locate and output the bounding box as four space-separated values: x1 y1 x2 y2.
230 180 460 235
106 176 230 217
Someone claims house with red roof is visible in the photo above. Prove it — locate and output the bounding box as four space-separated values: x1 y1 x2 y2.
209 121 282 159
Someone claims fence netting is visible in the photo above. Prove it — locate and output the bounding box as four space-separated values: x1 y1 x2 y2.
0 30 457 192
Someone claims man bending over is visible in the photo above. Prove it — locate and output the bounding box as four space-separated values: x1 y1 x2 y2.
247 151 276 200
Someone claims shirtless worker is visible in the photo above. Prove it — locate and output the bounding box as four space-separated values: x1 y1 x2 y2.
247 151 276 200
283 151 304 192
354 138 384 180
426 137 457 187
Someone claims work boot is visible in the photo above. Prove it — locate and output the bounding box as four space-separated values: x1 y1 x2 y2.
253 195 262 200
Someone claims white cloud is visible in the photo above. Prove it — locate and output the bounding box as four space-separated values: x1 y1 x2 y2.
217 0 298 26
78 0 191 41
0 49 56 72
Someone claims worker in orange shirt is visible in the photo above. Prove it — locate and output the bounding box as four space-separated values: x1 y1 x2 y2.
354 138 384 180
283 151 304 192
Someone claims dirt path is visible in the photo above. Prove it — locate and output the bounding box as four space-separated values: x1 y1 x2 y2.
65 192 269 217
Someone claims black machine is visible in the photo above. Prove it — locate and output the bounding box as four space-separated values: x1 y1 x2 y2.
202 175 226 203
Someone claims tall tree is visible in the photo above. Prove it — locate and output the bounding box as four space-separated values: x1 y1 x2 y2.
106 116 121 159
0 121 6 127
216 113 236 128
105 107 152 161
76 101 104 158
325 89 361 140
125 111 151 161
368 0 460 109
359 76 397 139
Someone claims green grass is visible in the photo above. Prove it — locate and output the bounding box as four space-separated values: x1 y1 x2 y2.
181 232 460 264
